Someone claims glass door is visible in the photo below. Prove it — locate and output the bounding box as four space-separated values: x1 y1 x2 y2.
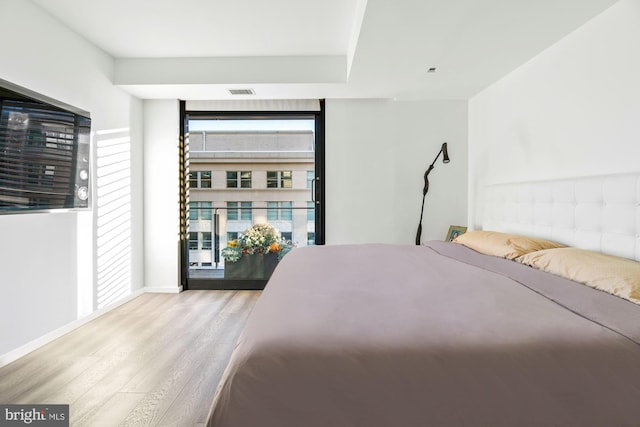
180 107 324 290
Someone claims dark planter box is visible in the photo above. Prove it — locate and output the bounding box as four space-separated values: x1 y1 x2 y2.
224 252 279 280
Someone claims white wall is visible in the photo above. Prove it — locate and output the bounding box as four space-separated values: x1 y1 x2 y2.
469 0 640 229
325 99 468 244
140 99 467 286
142 100 181 291
0 0 143 358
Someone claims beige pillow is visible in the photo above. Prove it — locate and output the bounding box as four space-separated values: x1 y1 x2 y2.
517 248 640 304
453 230 565 259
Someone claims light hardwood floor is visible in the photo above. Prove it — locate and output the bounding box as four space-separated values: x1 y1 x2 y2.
0 290 260 426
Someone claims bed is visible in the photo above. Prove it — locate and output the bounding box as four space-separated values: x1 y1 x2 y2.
207 174 640 427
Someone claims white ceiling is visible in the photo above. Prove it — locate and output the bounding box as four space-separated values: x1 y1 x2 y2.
31 0 619 100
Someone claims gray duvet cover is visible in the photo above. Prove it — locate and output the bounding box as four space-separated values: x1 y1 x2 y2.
207 242 640 427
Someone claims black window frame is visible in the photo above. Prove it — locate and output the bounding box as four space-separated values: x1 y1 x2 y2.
179 101 326 291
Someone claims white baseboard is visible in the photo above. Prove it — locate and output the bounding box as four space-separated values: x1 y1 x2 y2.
143 286 183 293
0 286 182 368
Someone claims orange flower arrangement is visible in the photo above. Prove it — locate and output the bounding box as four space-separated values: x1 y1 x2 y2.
269 242 282 252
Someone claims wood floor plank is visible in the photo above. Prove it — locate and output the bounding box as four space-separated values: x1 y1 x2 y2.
74 392 146 427
159 309 258 426
11 356 100 404
0 355 97 403
118 293 258 426
120 292 236 393
0 290 259 427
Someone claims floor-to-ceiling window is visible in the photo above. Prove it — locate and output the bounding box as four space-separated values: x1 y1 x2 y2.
179 101 325 289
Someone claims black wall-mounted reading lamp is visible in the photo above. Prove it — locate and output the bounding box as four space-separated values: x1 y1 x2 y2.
415 142 450 245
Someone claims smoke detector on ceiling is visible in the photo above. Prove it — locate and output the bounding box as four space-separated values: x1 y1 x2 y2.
228 88 255 95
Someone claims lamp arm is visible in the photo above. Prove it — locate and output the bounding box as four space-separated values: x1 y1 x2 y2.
422 165 433 195
415 146 445 245
429 147 444 169
415 188 428 245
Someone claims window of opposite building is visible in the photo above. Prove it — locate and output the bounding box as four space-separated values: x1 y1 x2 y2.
267 201 293 221
227 171 252 188
189 202 198 221
227 201 252 221
307 201 315 221
202 232 212 250
189 232 198 250
189 231 212 250
190 201 212 220
190 171 212 188
267 171 292 188
307 171 314 189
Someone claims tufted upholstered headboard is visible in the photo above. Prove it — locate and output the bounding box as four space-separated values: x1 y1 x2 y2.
483 173 640 262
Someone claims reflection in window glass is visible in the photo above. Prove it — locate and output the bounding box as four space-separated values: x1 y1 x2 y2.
266 171 278 188
202 232 212 250
191 171 211 188
201 171 212 188
227 171 251 188
267 171 292 188
189 232 198 250
281 171 292 188
240 171 252 188
189 172 198 188
226 171 238 188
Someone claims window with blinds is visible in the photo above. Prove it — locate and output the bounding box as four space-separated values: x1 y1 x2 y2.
0 82 91 212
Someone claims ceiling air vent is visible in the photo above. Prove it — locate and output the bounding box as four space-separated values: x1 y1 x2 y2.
228 88 255 95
